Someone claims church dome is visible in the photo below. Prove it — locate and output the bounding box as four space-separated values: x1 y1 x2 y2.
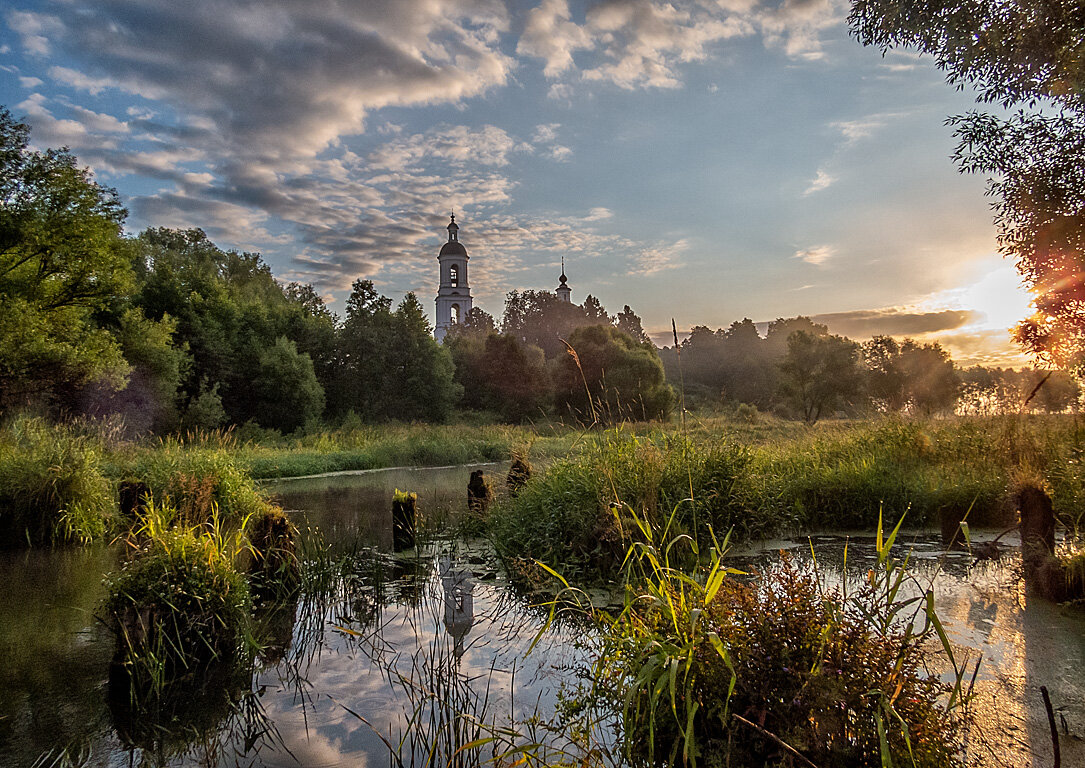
440 240 468 257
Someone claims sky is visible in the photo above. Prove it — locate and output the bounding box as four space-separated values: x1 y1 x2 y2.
0 0 1035 366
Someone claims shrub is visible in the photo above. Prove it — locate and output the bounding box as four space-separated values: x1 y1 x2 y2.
0 416 113 546
593 511 968 768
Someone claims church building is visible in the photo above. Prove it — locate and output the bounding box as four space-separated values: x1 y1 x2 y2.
434 213 572 340
434 214 472 342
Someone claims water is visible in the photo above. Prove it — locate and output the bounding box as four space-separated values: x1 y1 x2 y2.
1 466 1083 766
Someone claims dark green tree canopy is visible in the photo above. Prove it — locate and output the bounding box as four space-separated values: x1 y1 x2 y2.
0 108 133 411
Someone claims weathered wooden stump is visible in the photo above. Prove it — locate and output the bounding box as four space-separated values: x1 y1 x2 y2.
467 470 492 513
1018 484 1056 575
118 480 150 520
506 455 532 498
392 490 417 551
247 507 300 597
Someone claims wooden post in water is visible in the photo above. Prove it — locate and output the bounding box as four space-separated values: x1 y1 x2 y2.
506 454 532 498
392 489 417 551
467 470 492 514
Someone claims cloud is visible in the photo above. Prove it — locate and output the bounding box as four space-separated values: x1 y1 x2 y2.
517 0 843 93
367 125 527 172
803 167 834 195
794 245 835 265
18 76 41 88
11 0 514 162
807 307 976 338
518 0 593 77
532 123 561 143
629 237 688 275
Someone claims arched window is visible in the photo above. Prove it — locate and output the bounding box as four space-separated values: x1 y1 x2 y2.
451 303 461 324
449 264 459 287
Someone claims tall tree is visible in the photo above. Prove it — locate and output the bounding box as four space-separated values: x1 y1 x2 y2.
778 331 864 424
0 108 133 411
553 325 674 424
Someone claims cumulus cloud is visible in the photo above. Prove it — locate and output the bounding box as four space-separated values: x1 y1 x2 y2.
518 0 594 77
18 76 41 88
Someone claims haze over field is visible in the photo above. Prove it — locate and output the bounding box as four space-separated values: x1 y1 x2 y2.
0 0 1032 365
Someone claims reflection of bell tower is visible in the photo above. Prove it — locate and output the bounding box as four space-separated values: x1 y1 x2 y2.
440 557 475 659
435 213 473 342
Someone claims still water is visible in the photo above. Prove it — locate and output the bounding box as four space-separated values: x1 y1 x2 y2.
0 464 1083 767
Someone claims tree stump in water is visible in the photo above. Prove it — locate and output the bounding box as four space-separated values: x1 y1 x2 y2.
1018 484 1056 574
940 508 967 550
467 470 492 514
118 480 150 520
392 490 417 551
506 455 532 498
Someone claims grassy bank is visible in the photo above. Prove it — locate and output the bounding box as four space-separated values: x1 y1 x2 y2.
0 416 582 547
490 414 1085 573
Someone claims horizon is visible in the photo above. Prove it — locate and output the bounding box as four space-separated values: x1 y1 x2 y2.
0 0 1034 367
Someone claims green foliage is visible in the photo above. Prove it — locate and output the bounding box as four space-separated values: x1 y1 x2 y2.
0 108 133 412
778 330 864 423
594 508 967 767
252 336 325 433
333 282 460 422
490 430 755 574
181 378 227 432
554 325 674 424
447 332 549 422
118 435 274 525
0 416 113 545
105 503 253 681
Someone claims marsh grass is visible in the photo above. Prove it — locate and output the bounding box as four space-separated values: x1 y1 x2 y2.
491 415 1085 571
569 506 972 767
105 502 256 691
0 415 114 545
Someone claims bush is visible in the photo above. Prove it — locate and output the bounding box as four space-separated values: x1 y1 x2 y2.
0 416 113 546
594 513 967 767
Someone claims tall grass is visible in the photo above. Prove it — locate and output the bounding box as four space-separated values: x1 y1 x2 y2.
105 501 256 690
0 416 114 545
491 415 1085 572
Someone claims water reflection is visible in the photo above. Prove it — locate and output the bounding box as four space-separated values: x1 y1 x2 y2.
730 531 1085 768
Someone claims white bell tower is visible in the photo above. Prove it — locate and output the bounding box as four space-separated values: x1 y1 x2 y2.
434 213 472 342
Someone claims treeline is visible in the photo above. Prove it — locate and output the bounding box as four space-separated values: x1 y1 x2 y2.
661 318 1080 421
0 107 670 433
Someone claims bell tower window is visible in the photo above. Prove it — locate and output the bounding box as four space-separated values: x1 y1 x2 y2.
451 303 461 324
450 263 459 287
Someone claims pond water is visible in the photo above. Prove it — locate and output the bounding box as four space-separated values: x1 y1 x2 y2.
1 465 1083 767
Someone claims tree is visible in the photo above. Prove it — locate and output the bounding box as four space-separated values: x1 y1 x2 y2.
850 0 1085 365
615 305 650 344
501 289 597 358
335 283 459 422
0 108 133 411
898 340 960 415
553 325 674 423
252 336 325 433
778 331 864 424
862 336 909 412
